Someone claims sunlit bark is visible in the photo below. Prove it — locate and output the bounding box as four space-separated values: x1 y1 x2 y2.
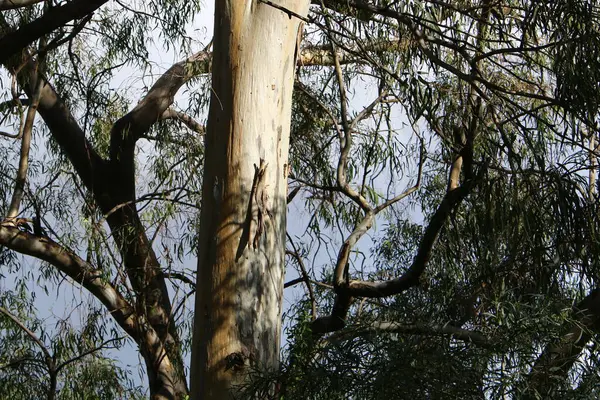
190 1 309 398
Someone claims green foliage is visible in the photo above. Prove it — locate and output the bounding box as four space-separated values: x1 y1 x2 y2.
277 2 600 399
2 0 600 398
0 292 143 399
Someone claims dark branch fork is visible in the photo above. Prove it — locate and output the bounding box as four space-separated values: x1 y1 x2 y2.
1 18 211 392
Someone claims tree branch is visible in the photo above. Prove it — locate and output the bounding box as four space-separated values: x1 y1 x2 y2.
0 0 44 10
55 336 126 373
0 223 138 339
160 107 205 135
313 165 478 334
0 40 109 194
346 176 477 298
0 0 108 64
0 306 53 362
286 235 317 320
109 50 211 166
258 0 310 22
6 58 43 219
0 223 186 395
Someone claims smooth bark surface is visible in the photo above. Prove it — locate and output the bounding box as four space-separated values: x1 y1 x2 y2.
190 1 309 398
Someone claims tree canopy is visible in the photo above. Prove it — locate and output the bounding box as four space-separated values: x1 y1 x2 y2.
1 0 600 399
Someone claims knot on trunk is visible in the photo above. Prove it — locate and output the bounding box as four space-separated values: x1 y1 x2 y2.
224 352 247 372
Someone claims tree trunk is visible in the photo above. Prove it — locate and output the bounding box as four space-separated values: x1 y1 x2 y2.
190 1 309 399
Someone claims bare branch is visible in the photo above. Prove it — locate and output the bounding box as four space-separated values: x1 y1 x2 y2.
313 170 478 334
324 10 369 211
333 211 375 289
160 107 205 135
286 234 317 320
346 180 476 298
258 0 310 22
109 50 211 163
0 130 20 138
160 271 196 288
286 185 301 204
0 306 53 362
6 62 43 219
332 133 423 302
284 277 304 288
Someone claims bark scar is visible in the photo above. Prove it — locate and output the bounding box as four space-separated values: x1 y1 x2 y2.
236 159 270 259
235 158 271 261
251 159 269 250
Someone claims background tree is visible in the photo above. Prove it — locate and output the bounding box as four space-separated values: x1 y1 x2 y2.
0 1 599 399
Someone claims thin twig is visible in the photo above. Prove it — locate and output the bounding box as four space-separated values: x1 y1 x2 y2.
258 0 310 22
0 306 53 363
286 234 317 320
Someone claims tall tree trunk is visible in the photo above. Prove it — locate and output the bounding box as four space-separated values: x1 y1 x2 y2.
190 1 309 398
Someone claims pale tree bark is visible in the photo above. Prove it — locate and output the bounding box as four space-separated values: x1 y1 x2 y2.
190 1 310 398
